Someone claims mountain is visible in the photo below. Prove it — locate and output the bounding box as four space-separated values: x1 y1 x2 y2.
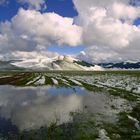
98 61 140 69
9 56 103 71
0 61 24 71
1 56 139 71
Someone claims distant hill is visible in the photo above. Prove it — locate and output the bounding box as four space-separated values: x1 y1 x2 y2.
9 56 103 71
98 61 140 69
1 57 140 71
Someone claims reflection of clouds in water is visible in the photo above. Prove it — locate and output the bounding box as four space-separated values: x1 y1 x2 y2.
0 86 131 131
0 86 82 130
13 94 82 130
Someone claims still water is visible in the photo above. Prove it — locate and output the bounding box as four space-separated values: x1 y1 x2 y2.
0 85 129 134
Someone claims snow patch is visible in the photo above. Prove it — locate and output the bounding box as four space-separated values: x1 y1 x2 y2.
96 129 110 140
128 115 140 130
51 78 58 85
78 64 104 71
34 76 45 85
26 76 41 85
70 79 82 86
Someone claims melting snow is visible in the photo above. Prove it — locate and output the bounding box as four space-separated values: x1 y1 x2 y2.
52 78 58 85
128 115 140 130
70 79 82 86
26 76 41 85
34 76 45 85
96 129 110 140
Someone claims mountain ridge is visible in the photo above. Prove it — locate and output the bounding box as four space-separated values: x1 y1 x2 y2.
0 56 140 71
10 56 103 71
98 61 140 69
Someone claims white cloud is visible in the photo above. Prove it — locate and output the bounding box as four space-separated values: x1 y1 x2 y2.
18 0 46 10
12 9 82 47
74 0 140 62
110 2 140 23
0 51 59 61
0 0 140 63
0 8 82 60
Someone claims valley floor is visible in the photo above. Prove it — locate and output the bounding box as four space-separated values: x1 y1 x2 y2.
0 71 140 140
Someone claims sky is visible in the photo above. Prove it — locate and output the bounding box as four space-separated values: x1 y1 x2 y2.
0 0 140 63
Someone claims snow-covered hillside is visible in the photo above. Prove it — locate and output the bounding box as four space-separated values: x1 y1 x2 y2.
10 55 104 71
1 56 140 71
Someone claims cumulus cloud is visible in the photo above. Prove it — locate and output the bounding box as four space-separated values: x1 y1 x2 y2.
12 9 82 47
18 0 46 10
0 0 140 63
74 0 140 62
0 51 59 61
0 8 82 60
110 2 140 22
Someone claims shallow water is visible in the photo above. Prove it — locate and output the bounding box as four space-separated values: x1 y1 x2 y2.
0 85 131 134
0 86 131 135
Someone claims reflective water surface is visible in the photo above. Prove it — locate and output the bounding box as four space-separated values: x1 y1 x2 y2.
0 85 130 133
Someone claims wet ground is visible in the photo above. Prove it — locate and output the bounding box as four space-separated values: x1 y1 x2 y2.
0 71 140 140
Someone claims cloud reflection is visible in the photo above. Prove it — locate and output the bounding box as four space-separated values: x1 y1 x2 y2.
0 86 82 130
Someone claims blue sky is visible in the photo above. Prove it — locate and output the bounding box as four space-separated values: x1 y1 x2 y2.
0 0 140 62
45 0 78 17
0 0 77 21
0 0 139 23
48 45 85 55
0 0 81 55
134 17 140 25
